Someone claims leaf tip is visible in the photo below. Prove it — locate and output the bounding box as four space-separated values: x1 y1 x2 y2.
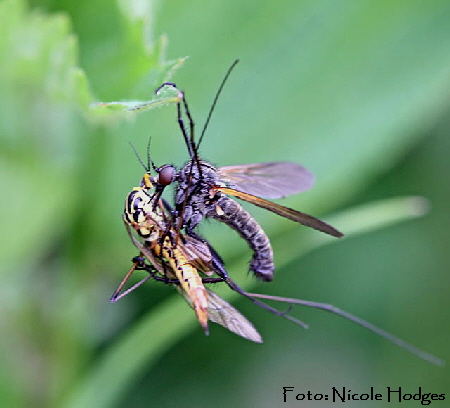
407 196 430 217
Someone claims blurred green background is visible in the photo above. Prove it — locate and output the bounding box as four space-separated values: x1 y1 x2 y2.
1 0 449 407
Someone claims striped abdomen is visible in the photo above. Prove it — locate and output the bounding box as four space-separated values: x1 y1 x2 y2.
209 196 274 282
124 186 209 332
155 236 209 332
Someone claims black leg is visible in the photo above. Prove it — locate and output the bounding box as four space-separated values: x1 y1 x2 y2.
176 98 194 158
208 251 308 328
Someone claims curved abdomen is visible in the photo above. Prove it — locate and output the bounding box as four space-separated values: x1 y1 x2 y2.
209 196 274 282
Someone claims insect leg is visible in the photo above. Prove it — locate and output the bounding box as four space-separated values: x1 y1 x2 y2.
247 293 444 366
109 256 157 302
208 251 308 329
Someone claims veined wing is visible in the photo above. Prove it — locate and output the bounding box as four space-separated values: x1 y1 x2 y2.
218 162 314 199
180 235 215 276
179 286 262 343
214 187 343 238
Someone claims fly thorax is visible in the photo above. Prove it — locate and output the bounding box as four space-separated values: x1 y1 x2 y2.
175 160 224 230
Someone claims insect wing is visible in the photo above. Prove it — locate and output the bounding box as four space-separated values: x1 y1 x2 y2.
180 235 216 276
179 287 262 343
206 289 263 343
218 162 314 199
214 187 343 238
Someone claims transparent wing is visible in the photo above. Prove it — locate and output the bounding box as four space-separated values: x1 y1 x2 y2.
218 162 314 199
180 235 215 276
214 187 344 238
179 287 262 343
206 289 262 343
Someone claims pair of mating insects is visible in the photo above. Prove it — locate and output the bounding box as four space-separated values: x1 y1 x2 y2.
110 64 441 365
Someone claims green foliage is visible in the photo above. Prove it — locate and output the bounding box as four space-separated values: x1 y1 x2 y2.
91 81 185 116
1 0 449 407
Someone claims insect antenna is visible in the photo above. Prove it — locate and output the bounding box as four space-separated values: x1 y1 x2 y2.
146 136 159 173
197 59 239 150
128 141 149 172
144 138 171 210
128 138 160 175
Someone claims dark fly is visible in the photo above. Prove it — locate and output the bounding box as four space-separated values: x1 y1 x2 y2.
156 63 342 282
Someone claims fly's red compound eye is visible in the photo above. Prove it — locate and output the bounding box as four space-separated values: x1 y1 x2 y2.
158 165 175 186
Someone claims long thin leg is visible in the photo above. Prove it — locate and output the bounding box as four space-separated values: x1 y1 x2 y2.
154 82 194 158
197 59 239 147
109 256 155 302
248 293 444 366
134 255 306 328
209 254 308 328
110 274 154 302
176 98 194 158
176 87 204 183
179 92 195 152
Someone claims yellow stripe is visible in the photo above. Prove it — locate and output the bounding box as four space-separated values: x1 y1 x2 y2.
154 237 209 330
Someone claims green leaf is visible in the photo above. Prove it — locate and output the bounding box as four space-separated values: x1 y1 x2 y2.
90 79 185 116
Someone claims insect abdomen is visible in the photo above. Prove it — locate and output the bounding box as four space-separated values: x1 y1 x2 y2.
156 237 209 332
210 196 274 281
